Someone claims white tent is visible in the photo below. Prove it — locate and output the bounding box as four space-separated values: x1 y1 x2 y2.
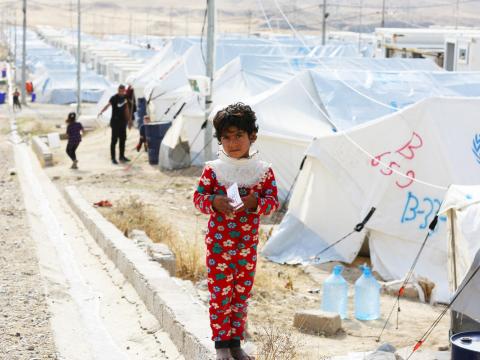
440 185 480 322
310 69 480 130
34 70 111 104
262 97 480 303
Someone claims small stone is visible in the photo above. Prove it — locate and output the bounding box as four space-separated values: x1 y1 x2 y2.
15 332 20 337
293 309 341 336
377 343 397 353
27 345 35 351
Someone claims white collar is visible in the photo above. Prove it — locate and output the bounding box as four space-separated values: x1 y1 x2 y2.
207 151 270 188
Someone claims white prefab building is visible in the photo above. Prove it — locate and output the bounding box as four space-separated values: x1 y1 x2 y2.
375 28 480 67
444 35 480 71
375 28 449 62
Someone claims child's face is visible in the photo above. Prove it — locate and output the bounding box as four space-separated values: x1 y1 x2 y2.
220 126 254 159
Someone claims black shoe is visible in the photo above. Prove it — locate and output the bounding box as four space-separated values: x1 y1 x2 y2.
112 159 119 165
119 157 130 163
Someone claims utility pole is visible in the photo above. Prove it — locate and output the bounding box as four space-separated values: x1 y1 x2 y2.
455 0 460 29
381 0 386 27
76 0 81 115
358 0 363 53
204 0 216 162
169 7 173 37
129 13 132 44
14 9 17 82
145 12 149 44
21 0 26 105
321 0 327 45
247 10 252 37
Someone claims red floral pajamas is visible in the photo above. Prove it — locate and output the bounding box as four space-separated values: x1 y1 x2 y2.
194 166 279 342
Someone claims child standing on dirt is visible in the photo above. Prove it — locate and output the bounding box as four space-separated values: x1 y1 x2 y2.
65 112 83 169
194 103 279 360
12 89 21 111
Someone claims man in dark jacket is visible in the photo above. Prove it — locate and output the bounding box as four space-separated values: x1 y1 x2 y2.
99 85 133 164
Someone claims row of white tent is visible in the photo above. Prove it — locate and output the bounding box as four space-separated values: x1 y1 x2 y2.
84 33 480 307
37 26 157 85
4 28 111 104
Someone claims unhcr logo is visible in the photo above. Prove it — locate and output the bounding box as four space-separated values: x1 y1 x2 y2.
473 134 480 164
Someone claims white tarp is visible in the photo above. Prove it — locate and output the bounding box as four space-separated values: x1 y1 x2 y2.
310 69 480 130
440 185 480 321
263 97 480 302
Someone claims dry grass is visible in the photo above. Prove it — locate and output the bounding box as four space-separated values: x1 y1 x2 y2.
102 196 205 282
256 321 301 360
16 117 56 136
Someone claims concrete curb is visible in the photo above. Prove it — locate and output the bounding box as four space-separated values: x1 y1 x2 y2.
64 186 215 360
32 136 53 167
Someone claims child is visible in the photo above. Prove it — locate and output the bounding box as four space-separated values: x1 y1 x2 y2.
194 103 279 360
13 89 21 111
65 112 83 169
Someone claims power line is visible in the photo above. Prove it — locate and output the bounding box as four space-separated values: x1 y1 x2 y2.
258 0 448 191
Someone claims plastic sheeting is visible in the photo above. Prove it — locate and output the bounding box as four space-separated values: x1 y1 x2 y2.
263 97 480 303
35 71 111 104
311 69 480 130
440 185 480 321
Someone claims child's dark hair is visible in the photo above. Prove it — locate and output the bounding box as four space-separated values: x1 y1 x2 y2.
213 102 258 142
66 112 76 124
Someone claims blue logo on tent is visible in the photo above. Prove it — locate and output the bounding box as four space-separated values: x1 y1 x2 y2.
472 134 480 164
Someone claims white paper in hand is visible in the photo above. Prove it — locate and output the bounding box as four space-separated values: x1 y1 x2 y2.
227 183 244 210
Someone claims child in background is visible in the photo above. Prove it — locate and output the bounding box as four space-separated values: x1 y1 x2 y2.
194 103 279 360
13 89 21 111
65 112 83 169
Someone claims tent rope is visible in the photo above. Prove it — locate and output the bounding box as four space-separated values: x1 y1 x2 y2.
406 262 480 359
377 214 440 342
257 0 448 191
310 207 376 261
272 155 307 223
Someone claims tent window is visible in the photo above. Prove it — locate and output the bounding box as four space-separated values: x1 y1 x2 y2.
458 47 469 64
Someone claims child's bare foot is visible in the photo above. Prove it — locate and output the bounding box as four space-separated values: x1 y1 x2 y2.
230 347 255 360
216 348 234 360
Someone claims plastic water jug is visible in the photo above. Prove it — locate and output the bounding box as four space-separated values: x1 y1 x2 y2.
355 265 381 321
322 265 348 319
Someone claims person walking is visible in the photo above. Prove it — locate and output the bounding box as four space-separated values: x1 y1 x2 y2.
13 89 21 111
65 112 83 169
99 84 133 164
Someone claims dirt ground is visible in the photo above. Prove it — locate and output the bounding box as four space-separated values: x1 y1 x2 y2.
23 103 450 359
0 113 58 359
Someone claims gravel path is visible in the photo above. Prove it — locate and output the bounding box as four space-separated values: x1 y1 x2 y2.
0 115 57 359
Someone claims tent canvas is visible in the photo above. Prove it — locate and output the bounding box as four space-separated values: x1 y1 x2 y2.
263 97 480 303
440 185 480 322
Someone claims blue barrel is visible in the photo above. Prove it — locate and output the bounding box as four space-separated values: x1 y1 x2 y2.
452 332 480 360
137 97 147 119
31 92 36 103
1 69 6 78
144 122 171 165
0 92 6 104
137 97 147 130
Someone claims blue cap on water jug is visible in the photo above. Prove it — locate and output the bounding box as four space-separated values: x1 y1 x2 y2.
333 264 344 275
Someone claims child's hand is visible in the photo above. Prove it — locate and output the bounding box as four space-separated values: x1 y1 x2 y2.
212 196 234 215
239 193 258 212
